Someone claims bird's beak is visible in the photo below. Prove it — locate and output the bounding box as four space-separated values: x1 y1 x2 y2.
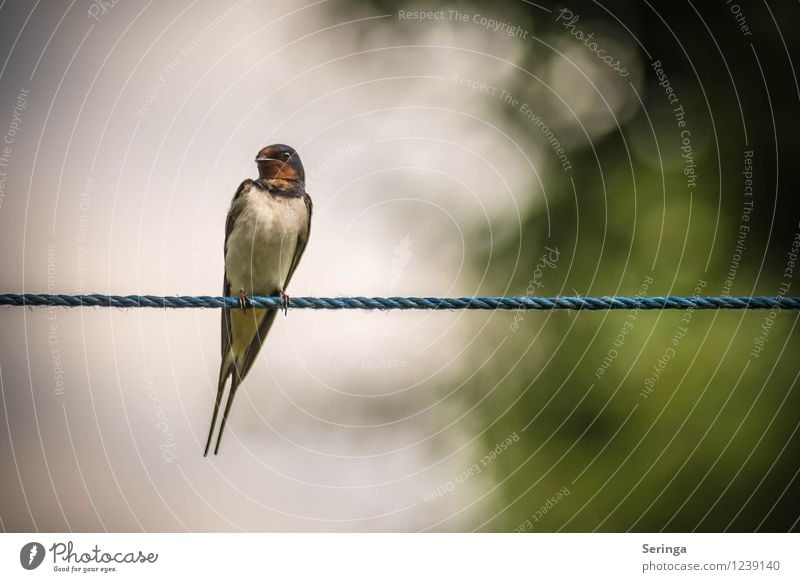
256 156 280 162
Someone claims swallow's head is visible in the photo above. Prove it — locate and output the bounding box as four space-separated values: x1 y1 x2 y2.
256 144 304 182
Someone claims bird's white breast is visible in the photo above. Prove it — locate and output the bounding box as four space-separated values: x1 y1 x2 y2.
225 189 308 295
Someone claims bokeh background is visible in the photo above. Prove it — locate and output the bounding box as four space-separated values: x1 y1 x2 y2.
1 0 799 532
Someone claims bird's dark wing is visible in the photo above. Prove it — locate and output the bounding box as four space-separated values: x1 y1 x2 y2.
221 179 255 360
282 191 313 290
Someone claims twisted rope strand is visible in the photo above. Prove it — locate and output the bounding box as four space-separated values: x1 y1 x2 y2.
0 293 799 310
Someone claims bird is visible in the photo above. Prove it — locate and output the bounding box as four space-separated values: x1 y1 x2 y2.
204 143 312 456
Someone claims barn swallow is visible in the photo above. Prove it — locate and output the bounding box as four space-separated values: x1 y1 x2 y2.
204 144 312 456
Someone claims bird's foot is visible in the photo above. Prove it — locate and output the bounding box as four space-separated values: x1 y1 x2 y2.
238 288 252 311
278 289 290 316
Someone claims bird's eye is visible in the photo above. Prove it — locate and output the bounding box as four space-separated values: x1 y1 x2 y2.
282 152 292 159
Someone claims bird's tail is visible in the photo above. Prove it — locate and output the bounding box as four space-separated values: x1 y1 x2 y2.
205 351 247 456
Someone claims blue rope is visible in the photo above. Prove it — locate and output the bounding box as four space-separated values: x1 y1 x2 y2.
0 293 798 310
